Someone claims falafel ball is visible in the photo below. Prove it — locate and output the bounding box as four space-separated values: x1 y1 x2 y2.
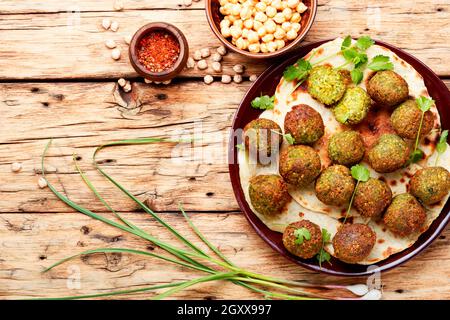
315 165 355 206
367 70 409 107
383 193 426 237
328 131 365 166
249 174 291 217
279 145 322 187
282 220 322 259
284 104 325 145
354 178 392 219
410 166 450 205
307 65 346 105
368 134 410 173
332 224 376 264
391 99 435 140
243 118 282 164
333 87 372 125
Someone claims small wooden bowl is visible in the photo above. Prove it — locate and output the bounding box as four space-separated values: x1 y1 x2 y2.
129 22 189 82
205 0 317 59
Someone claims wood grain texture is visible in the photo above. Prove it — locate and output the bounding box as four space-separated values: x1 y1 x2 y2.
0 0 449 80
1 212 449 300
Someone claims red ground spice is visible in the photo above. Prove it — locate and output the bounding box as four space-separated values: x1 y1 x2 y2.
137 30 180 73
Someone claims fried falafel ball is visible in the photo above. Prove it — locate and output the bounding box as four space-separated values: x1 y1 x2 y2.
328 131 365 166
354 178 392 219
367 70 409 107
383 193 426 237
307 65 346 105
249 175 291 217
391 99 435 140
332 224 376 264
315 165 355 206
368 134 410 173
284 104 325 145
279 145 322 187
243 118 282 164
333 87 372 125
282 220 323 259
410 166 450 205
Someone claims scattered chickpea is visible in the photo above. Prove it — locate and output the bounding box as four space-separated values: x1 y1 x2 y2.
249 74 258 82
193 50 202 61
217 45 227 56
110 21 119 32
118 78 126 87
124 35 132 45
144 78 152 84
111 48 121 60
38 177 48 189
11 162 22 173
233 64 245 74
162 80 172 85
221 74 232 84
123 82 132 92
105 39 117 49
212 52 222 62
233 74 243 83
212 61 222 72
186 57 196 69
200 48 211 58
204 75 214 85
102 18 111 30
114 0 124 11
197 59 208 70
183 0 193 7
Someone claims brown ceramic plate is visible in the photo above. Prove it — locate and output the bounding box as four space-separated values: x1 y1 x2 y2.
228 39 450 276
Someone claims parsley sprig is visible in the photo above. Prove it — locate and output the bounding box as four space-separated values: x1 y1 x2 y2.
271 129 295 145
343 164 370 223
435 129 448 166
409 96 434 164
316 228 332 268
294 227 311 245
251 95 275 110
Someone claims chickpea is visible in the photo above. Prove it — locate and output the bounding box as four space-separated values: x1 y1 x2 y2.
281 21 292 31
260 42 269 53
274 27 286 39
282 7 293 20
262 33 274 43
271 0 283 10
240 6 253 20
220 19 231 29
242 28 249 38
254 11 268 22
265 6 277 18
296 2 308 13
264 19 277 33
275 39 286 49
219 6 229 15
219 0 228 6
257 26 267 37
221 26 231 37
230 25 243 38
291 22 301 32
236 37 249 50
287 0 299 8
248 43 261 53
233 19 244 29
286 28 297 40
231 4 242 15
255 2 267 11
228 15 238 23
261 0 272 4
253 20 263 30
244 18 254 29
273 12 285 24
267 41 278 53
281 0 288 9
247 30 259 43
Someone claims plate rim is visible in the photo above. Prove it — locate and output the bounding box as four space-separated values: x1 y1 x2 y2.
228 38 450 277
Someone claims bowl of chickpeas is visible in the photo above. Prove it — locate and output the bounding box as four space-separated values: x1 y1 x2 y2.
206 0 317 58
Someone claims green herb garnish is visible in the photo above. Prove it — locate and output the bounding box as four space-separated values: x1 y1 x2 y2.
316 228 332 268
283 58 312 82
343 164 370 223
435 129 448 166
409 96 434 164
270 129 295 145
367 55 394 71
236 143 244 151
294 228 311 245
251 94 275 110
350 68 364 85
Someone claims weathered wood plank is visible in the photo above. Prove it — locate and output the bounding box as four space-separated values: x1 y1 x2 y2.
0 1 449 80
0 212 449 299
0 0 204 14
1 81 449 214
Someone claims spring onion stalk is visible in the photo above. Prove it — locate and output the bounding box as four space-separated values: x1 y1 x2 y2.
39 139 372 300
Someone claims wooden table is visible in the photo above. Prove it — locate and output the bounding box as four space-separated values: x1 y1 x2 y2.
1 0 449 300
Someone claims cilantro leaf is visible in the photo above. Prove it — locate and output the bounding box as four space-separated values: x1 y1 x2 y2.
409 149 424 164
294 227 311 245
316 249 331 266
284 133 295 145
351 164 370 182
251 95 275 110
283 58 312 82
321 228 331 243
437 130 449 154
416 96 434 113
351 68 364 84
236 143 244 151
355 36 375 51
341 35 352 51
367 55 394 71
